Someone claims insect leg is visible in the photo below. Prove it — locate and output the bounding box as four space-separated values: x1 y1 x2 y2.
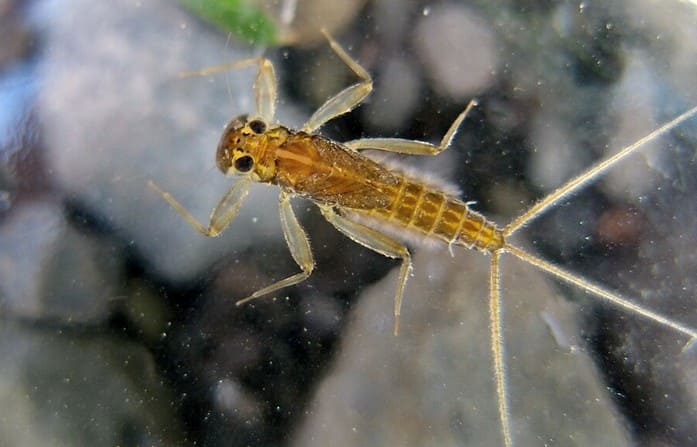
319 206 411 336
344 99 478 155
178 57 277 122
236 192 314 306
301 30 373 133
148 177 252 237
252 58 277 123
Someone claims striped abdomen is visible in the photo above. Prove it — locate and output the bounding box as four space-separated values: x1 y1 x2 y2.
365 179 504 252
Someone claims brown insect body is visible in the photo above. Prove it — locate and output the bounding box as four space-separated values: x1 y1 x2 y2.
151 33 697 447
217 116 504 252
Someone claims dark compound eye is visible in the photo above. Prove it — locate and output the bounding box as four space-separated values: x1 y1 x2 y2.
234 155 254 172
248 119 267 134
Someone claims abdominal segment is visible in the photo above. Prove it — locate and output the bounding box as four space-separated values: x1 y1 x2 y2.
361 178 504 251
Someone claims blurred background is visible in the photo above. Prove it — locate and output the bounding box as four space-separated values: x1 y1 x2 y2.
1 0 697 445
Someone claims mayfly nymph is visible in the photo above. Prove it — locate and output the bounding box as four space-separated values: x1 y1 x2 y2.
149 31 697 447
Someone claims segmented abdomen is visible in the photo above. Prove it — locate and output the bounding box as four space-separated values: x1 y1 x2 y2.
366 178 504 252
